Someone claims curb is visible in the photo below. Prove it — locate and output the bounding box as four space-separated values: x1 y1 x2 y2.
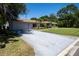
57 38 79 56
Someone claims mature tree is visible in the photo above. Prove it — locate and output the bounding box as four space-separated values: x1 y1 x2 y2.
39 15 49 21
57 4 78 27
49 14 57 22
0 3 27 47
31 17 38 20
66 4 78 14
74 10 79 27
0 3 26 29
57 4 78 17
39 15 49 28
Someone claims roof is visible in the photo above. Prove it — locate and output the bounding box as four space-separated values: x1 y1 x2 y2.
16 19 38 23
16 19 57 24
41 21 57 24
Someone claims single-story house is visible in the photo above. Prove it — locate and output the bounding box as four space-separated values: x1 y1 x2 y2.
9 19 34 31
9 19 57 32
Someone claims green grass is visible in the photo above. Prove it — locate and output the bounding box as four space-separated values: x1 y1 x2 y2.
0 37 35 56
39 28 79 36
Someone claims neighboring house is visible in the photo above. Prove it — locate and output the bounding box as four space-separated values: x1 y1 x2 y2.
9 19 57 32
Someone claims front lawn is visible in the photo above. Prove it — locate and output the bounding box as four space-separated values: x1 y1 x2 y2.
0 30 35 56
0 37 35 56
40 28 79 36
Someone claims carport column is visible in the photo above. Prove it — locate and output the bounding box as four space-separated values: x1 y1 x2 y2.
45 23 47 28
37 23 40 29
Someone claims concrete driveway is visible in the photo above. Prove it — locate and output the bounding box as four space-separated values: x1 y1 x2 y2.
21 30 77 56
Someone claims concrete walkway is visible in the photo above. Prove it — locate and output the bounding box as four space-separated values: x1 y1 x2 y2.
21 30 77 56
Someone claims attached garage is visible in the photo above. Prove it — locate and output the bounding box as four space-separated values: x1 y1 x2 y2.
9 20 34 31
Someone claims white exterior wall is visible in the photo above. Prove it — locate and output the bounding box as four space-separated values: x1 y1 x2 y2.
10 21 33 30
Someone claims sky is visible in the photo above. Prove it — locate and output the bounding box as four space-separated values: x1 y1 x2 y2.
19 3 79 19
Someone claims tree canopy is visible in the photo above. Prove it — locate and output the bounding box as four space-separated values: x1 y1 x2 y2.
57 4 79 27
39 15 49 21
31 17 38 20
0 3 26 25
49 14 57 22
